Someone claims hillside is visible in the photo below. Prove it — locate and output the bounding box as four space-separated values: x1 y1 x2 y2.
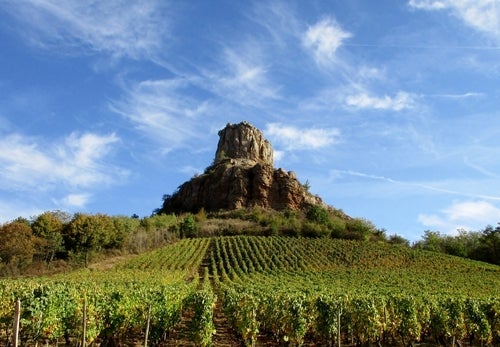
1 236 499 347
0 122 498 346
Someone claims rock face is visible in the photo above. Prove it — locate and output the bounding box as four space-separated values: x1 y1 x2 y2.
160 121 325 213
215 121 273 165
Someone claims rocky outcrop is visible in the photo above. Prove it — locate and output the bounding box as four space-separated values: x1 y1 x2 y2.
215 121 273 165
159 121 325 213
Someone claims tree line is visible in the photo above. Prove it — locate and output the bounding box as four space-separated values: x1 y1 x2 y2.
413 225 500 265
0 211 190 276
1 206 498 276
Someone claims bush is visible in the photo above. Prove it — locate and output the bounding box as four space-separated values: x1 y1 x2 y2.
180 215 198 238
346 218 377 241
306 206 330 225
329 218 347 239
302 222 330 238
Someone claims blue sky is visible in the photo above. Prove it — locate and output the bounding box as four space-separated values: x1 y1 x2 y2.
1 0 500 241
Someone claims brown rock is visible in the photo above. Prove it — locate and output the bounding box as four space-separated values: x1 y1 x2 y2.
159 121 326 213
215 121 273 165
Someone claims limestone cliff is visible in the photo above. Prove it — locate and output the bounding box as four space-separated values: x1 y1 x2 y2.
159 121 325 213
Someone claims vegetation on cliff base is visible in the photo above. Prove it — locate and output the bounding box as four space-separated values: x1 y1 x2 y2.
0 205 499 276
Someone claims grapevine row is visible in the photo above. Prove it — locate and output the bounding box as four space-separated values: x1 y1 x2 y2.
221 283 500 347
211 236 500 346
0 239 216 346
0 273 194 346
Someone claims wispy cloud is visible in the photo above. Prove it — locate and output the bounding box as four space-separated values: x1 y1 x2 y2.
409 0 500 38
1 0 169 60
418 200 500 233
331 169 500 200
463 157 498 178
249 1 301 48
199 45 281 107
345 91 416 111
302 17 352 66
0 132 124 191
425 92 485 99
111 78 212 153
265 123 341 150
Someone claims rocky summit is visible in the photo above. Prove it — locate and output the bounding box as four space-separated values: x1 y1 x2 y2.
159 121 325 213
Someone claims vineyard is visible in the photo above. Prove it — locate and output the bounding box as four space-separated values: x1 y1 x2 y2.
1 236 499 346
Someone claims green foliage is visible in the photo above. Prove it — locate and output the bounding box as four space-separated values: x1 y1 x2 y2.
185 290 216 346
388 233 410 247
302 179 311 192
0 236 499 346
180 214 198 238
140 213 177 232
301 221 330 238
212 236 500 346
306 205 330 225
64 213 116 266
413 224 500 266
346 218 377 241
32 212 64 263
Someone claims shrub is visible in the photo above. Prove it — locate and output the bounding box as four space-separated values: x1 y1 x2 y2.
346 218 377 241
306 206 330 225
302 222 330 238
329 218 347 239
180 214 198 238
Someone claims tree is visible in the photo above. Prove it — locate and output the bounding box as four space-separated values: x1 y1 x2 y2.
476 224 500 265
302 179 311 192
0 221 36 273
64 213 115 267
414 230 444 253
32 212 65 264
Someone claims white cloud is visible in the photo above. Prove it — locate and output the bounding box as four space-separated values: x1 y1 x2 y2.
265 123 341 150
58 193 91 208
2 0 169 59
273 150 285 162
0 132 124 191
418 200 500 233
444 200 500 222
111 78 211 152
302 17 352 66
345 91 416 111
408 0 448 10
409 0 500 38
200 45 281 107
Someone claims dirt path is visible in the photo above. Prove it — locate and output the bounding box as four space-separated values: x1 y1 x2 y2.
212 298 244 347
162 239 243 347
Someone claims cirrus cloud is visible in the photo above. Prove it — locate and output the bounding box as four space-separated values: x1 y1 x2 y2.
265 123 341 150
345 91 416 111
409 0 500 38
1 0 170 60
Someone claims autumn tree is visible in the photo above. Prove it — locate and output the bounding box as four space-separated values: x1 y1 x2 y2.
64 213 115 267
0 220 36 274
32 211 65 265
